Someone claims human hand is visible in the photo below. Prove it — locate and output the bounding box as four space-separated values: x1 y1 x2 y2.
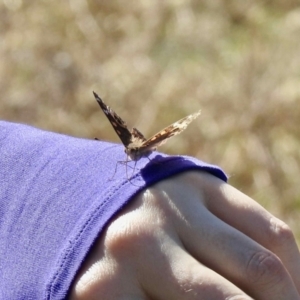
69 171 300 299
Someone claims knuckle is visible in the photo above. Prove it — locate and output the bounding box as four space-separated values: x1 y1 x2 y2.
267 217 295 249
173 267 251 299
245 250 286 286
104 210 165 256
172 266 201 296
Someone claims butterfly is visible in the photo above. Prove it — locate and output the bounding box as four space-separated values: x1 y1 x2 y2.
93 91 201 165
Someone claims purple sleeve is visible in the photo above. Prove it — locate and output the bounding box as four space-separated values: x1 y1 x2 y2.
0 121 227 299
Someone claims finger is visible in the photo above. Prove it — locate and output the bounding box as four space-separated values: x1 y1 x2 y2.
153 173 300 299
69 241 150 300
180 207 299 299
192 171 300 294
70 257 152 300
139 235 253 300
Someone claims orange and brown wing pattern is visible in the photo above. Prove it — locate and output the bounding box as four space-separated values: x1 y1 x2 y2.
139 110 201 152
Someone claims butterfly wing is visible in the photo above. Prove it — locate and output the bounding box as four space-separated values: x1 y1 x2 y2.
94 90 200 162
131 127 147 142
93 91 139 147
139 110 201 152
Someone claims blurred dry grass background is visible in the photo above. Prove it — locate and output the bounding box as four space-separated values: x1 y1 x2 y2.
1 1 300 240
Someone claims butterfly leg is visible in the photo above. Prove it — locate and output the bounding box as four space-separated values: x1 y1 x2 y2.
109 155 131 181
109 161 120 180
108 156 142 183
109 159 127 180
130 161 138 179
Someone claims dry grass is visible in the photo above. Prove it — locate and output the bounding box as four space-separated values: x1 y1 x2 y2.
1 1 300 240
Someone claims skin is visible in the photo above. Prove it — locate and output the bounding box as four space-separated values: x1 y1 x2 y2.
69 171 300 300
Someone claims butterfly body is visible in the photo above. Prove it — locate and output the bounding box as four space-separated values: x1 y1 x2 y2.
93 91 201 161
